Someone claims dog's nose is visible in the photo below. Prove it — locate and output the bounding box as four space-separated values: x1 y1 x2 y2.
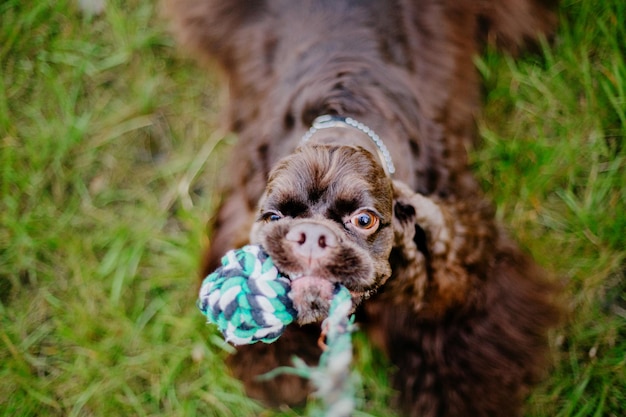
285 223 337 260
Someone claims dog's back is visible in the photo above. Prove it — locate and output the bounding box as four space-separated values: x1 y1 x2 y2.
169 0 557 144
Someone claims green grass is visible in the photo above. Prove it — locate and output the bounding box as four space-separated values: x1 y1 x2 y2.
475 2 625 415
0 0 623 416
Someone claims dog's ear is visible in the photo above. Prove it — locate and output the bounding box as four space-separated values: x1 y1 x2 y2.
391 180 451 258
390 180 496 315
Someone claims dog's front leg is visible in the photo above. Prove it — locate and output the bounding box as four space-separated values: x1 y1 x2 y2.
226 323 323 408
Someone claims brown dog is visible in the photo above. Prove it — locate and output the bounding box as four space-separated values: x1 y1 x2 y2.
168 1 561 415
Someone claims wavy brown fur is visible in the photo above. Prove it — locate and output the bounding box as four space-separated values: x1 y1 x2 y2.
365 182 561 416
167 1 562 415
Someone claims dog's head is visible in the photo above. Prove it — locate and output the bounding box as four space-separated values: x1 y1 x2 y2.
250 144 398 324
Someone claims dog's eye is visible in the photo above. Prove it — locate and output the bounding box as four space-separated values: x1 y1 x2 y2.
350 210 379 232
262 211 283 222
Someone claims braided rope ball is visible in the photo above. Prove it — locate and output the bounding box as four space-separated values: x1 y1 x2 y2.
198 244 297 345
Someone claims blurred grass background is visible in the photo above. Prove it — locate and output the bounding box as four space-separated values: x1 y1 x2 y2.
0 0 623 416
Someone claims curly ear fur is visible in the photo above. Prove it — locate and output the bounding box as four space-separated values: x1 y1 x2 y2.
389 180 496 317
361 181 562 416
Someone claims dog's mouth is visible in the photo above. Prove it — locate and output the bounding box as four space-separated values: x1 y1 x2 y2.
286 273 369 324
289 275 336 323
282 274 339 324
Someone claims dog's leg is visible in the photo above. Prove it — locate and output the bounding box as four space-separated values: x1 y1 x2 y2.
201 190 256 277
226 324 323 407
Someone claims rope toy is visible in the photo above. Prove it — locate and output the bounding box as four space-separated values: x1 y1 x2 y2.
198 244 357 417
264 284 357 417
198 244 296 345
312 285 356 416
